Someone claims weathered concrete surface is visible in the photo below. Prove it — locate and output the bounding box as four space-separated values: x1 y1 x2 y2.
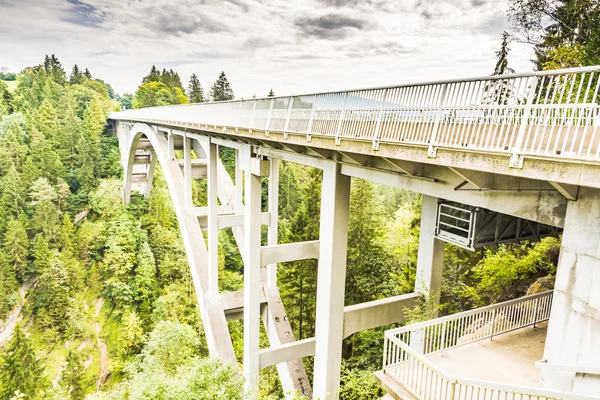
541 187 600 396
428 323 548 388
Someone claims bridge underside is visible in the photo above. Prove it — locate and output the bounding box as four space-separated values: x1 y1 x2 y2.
112 65 600 399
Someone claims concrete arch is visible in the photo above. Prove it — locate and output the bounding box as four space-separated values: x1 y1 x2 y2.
120 122 236 363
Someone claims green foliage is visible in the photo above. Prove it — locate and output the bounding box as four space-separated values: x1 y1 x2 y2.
209 71 234 101
339 362 383 400
187 73 205 103
3 218 28 282
61 350 86 400
135 66 189 108
0 324 49 399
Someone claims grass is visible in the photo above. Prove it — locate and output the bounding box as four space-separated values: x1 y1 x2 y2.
2 79 17 92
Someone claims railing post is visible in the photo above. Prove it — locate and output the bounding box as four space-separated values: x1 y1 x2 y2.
283 96 294 139
382 335 389 370
248 100 257 134
307 95 318 142
265 98 275 134
490 309 497 341
428 84 449 158
335 92 348 145
372 89 389 151
510 76 539 168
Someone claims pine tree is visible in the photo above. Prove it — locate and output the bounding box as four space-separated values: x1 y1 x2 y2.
3 218 29 282
187 73 204 103
70 65 83 85
83 68 92 79
142 65 161 84
485 31 516 105
62 350 86 400
0 324 48 399
209 71 234 101
29 177 59 238
0 250 18 318
32 235 51 276
0 164 24 221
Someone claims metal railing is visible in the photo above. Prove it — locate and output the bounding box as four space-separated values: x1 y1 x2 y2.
111 66 600 164
381 291 596 400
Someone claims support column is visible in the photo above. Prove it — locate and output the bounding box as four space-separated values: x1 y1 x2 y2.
541 187 600 396
267 158 280 287
207 140 219 295
415 195 445 298
183 135 193 210
144 150 157 200
313 162 351 400
243 150 266 398
235 148 243 211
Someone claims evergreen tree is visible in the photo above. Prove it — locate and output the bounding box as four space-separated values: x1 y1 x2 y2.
209 71 234 101
187 73 204 103
83 68 92 79
268 89 275 97
142 65 161 84
62 350 86 400
0 324 48 399
29 177 59 238
69 65 83 85
32 235 51 276
485 31 516 105
3 218 29 282
0 250 18 318
0 164 24 222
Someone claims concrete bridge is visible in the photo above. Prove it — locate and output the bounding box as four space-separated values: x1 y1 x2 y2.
110 66 600 399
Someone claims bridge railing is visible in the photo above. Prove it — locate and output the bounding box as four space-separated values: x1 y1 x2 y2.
380 291 599 400
112 66 600 163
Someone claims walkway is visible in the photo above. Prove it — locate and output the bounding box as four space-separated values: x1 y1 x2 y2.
427 322 548 388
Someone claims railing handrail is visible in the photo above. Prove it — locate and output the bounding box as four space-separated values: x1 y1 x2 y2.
386 334 598 400
386 290 552 336
111 65 600 108
380 290 600 400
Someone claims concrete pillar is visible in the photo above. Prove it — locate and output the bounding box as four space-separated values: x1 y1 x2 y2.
207 140 219 295
183 135 193 210
415 195 445 297
243 150 264 398
313 162 351 399
541 187 600 396
267 158 280 287
235 148 243 210
144 150 157 200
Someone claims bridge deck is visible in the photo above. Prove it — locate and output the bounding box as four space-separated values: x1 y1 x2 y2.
427 322 548 389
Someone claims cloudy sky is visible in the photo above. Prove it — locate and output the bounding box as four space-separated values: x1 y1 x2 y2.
0 0 535 98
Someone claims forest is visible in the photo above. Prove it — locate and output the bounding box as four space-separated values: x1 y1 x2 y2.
0 1 598 399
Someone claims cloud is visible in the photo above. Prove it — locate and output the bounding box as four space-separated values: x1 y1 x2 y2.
63 0 106 28
0 0 535 98
295 13 366 39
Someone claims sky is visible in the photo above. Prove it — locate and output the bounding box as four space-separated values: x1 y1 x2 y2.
0 0 535 99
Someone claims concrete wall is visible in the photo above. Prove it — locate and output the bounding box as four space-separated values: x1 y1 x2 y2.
541 187 600 395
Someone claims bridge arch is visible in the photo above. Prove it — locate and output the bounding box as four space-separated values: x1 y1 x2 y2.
120 122 236 363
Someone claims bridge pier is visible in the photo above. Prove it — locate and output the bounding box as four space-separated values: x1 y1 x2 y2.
541 187 600 396
313 162 351 399
416 195 445 301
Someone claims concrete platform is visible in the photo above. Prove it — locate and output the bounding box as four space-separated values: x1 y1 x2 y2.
427 322 548 388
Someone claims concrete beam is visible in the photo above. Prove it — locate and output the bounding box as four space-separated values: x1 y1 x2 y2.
342 293 420 338
259 338 317 370
549 181 579 201
198 212 271 230
382 158 421 175
448 167 490 189
260 241 320 267
340 164 567 228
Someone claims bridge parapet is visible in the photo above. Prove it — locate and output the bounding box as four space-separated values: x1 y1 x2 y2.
112 66 600 166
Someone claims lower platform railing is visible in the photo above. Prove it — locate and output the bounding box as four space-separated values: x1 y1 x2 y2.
382 291 598 400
